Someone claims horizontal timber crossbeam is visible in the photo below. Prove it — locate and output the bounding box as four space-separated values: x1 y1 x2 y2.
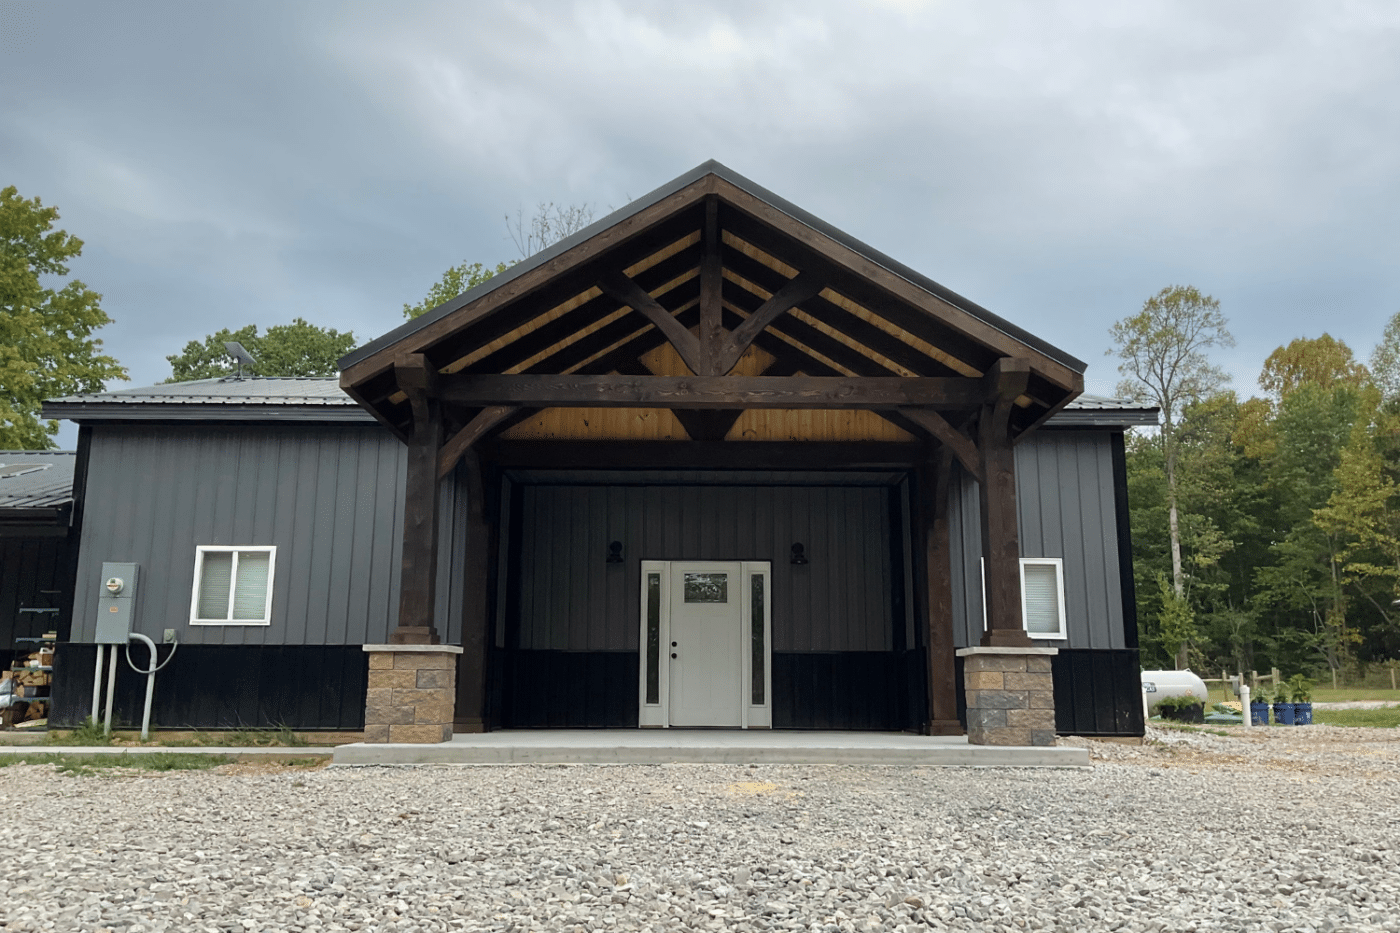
435 374 987 410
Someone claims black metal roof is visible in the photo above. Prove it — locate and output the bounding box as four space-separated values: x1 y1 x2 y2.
338 160 1088 375
42 377 375 424
42 378 1155 427
0 451 76 515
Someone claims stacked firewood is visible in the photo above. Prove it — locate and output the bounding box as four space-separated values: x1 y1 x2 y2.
0 653 51 725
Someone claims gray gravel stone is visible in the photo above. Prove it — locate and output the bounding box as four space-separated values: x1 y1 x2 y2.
0 724 1396 931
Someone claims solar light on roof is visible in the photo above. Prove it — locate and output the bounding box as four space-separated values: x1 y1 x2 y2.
223 341 258 380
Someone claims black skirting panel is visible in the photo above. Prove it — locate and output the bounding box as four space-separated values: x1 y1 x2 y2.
1050 648 1144 737
773 651 922 731
50 643 367 731
499 649 639 728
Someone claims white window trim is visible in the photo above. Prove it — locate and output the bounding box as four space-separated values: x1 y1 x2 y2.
189 545 276 626
979 556 1068 640
1019 557 1067 640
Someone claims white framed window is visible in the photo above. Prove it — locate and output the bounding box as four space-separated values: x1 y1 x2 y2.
979 557 1068 639
190 546 276 625
1020 558 1066 639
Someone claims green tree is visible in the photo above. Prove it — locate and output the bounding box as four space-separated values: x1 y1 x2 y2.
402 262 511 320
165 318 356 382
1109 285 1234 666
1 186 127 448
1369 311 1400 403
1259 334 1370 399
403 202 596 320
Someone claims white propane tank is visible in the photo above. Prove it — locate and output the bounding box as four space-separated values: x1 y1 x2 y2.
1141 669 1209 714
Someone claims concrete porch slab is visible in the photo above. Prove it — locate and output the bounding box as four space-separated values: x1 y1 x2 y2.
331 730 1090 768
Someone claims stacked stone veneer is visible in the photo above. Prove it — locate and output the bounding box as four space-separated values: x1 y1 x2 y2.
362 645 463 743
955 647 1059 746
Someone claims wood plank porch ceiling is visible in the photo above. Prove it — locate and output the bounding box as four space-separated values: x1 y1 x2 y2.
339 166 1085 449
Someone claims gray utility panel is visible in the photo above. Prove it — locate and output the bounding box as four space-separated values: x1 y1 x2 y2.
95 561 139 644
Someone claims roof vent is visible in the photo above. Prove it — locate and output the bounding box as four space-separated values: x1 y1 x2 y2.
0 463 49 479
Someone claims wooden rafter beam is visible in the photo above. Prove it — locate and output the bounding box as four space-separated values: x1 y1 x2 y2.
438 405 518 479
699 195 724 374
898 408 982 481
715 271 825 375
597 269 707 375
435 373 989 410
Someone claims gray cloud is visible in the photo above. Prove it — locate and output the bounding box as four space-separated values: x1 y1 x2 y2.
3 0 1399 446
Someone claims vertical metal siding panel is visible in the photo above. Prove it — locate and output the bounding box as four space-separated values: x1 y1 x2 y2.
810 487 831 652
1013 439 1043 557
281 433 318 647
569 486 590 651
189 431 229 647
69 431 108 642
682 485 701 559
1097 438 1127 650
874 487 894 652
1056 436 1089 648
558 486 577 651
145 429 185 643
756 486 782 649
378 437 407 644
581 486 602 651
607 485 631 650
516 487 537 650
957 468 984 648
234 432 267 647
342 434 376 647
1081 436 1124 649
319 430 358 648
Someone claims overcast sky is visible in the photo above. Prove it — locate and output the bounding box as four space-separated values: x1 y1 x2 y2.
4 0 1400 446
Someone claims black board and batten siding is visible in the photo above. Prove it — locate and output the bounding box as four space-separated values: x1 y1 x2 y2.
1 537 74 650
52 423 470 730
502 477 917 730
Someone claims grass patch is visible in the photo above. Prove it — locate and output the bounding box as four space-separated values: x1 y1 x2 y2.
160 725 308 748
1311 687 1400 703
44 718 113 746
0 752 229 775
1313 708 1400 728
1152 722 1229 737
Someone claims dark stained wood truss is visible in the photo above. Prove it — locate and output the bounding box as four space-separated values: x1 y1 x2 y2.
342 167 1085 646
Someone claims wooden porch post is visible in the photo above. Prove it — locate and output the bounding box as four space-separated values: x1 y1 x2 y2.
454 450 491 732
978 359 1033 649
919 448 963 734
392 356 443 645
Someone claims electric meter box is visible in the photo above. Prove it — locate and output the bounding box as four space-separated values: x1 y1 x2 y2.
96 561 139 644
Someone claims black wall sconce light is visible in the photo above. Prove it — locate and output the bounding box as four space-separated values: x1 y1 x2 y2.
607 541 625 563
790 543 809 565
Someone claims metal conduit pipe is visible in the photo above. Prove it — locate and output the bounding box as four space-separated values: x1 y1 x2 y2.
91 644 105 724
124 633 179 741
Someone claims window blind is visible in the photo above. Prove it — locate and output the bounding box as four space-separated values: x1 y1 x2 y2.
197 552 234 620
1022 563 1062 635
232 551 271 620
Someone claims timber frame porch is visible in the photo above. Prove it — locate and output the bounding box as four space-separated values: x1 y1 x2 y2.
339 161 1087 737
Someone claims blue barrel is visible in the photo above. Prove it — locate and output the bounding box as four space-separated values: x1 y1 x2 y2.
1273 702 1296 726
1294 703 1313 725
1250 701 1270 726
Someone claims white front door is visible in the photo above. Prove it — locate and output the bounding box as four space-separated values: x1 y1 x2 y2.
638 560 772 728
668 562 743 727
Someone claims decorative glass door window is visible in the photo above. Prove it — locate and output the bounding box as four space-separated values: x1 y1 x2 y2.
683 572 728 603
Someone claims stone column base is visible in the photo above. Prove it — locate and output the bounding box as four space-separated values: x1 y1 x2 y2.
955 646 1059 746
362 644 463 743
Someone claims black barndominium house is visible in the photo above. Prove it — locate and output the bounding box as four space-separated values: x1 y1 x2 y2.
41 162 1154 743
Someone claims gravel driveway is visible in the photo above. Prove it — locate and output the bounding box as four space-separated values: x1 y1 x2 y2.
2 725 1397 933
